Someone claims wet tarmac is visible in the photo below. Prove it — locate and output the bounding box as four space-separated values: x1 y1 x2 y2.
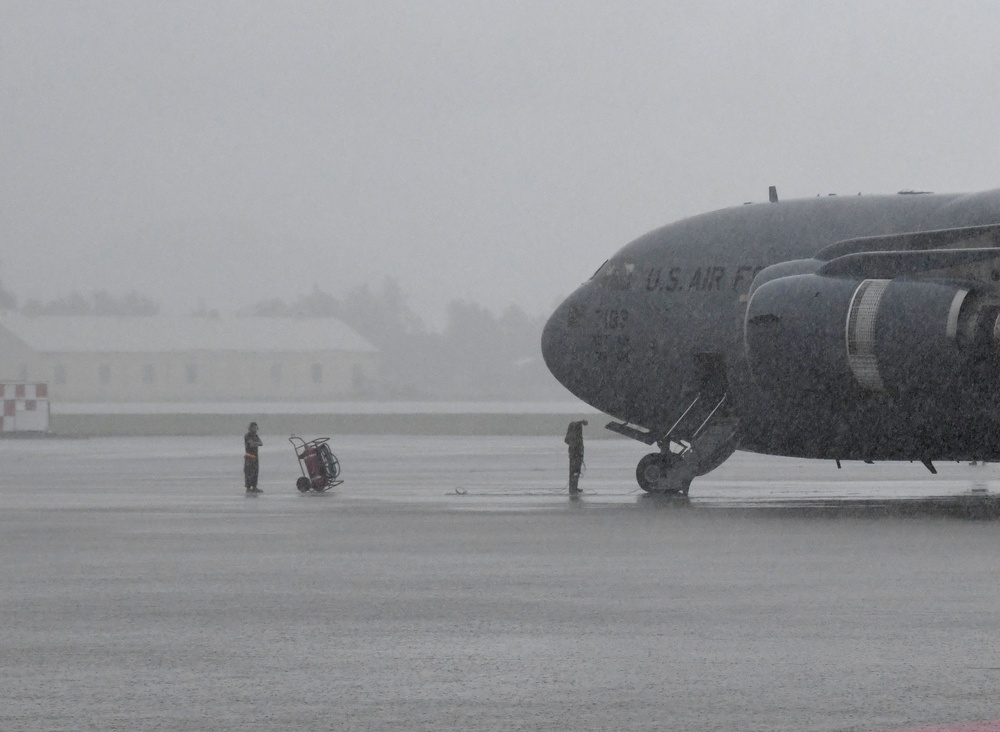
2 434 999 731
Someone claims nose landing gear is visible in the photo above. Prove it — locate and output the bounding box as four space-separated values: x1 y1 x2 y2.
636 452 696 495
612 352 740 496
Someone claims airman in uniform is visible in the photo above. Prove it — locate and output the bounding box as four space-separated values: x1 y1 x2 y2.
565 419 588 494
244 421 263 493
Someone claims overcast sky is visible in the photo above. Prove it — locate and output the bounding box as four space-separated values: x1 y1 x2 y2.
3 1 1000 324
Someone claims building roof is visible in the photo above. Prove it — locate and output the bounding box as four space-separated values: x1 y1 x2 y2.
0 315 378 354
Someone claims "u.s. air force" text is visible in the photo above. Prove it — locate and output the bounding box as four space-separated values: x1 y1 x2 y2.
644 265 765 292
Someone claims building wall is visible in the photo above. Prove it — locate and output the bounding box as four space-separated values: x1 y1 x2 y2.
0 328 39 383
4 349 378 402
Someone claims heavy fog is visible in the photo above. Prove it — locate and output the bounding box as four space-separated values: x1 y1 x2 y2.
4 1 1000 406
5 2 1000 322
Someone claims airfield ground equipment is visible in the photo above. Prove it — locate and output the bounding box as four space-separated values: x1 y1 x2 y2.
289 435 343 492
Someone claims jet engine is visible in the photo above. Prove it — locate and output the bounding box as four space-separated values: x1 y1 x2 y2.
744 273 997 400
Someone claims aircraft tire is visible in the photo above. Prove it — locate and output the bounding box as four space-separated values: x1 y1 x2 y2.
635 453 692 495
296 476 312 492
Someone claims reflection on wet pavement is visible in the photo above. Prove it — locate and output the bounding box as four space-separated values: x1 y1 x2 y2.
1 435 998 731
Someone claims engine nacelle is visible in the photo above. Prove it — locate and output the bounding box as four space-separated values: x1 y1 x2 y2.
744 273 998 400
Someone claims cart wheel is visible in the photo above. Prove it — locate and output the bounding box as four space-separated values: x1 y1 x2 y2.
296 477 311 492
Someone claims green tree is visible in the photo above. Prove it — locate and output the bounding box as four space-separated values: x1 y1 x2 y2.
21 290 159 316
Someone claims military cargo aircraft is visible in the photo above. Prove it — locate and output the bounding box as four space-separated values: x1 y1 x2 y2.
541 188 1000 494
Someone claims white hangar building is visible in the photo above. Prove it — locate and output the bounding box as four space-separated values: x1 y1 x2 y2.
0 315 378 402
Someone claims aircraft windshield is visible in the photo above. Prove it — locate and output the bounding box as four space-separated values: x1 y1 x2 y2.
593 259 635 290
589 260 608 280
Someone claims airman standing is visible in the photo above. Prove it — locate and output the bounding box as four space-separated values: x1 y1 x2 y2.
565 419 588 494
244 421 263 493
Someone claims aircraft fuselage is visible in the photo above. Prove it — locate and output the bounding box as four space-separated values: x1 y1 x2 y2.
542 189 1000 472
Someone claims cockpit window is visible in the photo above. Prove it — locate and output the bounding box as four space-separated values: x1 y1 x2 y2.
590 260 609 280
593 259 635 290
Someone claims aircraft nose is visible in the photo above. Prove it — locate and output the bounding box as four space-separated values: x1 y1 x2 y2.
541 291 589 397
542 284 653 422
